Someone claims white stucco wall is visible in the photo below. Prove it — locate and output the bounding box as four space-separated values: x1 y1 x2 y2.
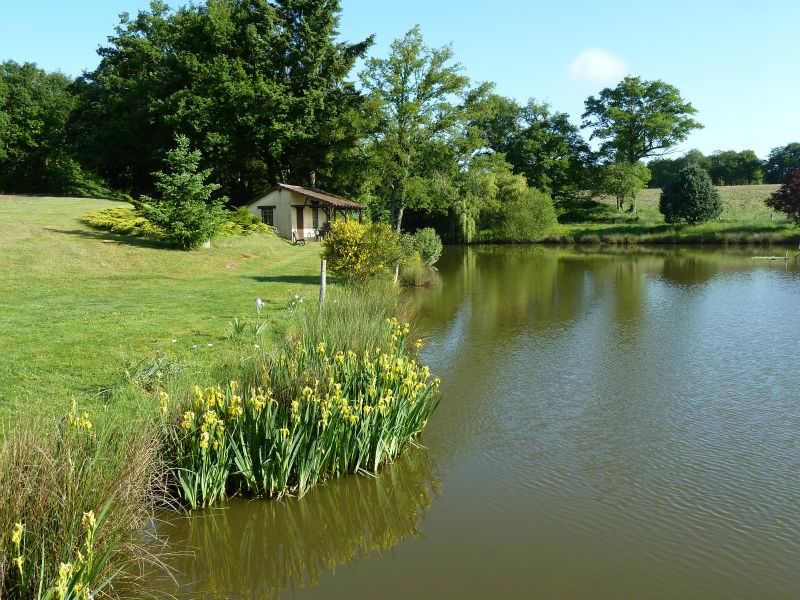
247 188 329 241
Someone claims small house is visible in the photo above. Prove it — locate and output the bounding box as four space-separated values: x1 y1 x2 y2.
246 184 366 243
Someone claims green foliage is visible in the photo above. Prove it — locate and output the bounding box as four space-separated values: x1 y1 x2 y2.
162 319 440 508
0 61 111 196
409 228 443 266
0 405 161 598
74 0 372 198
81 207 164 237
707 149 763 185
598 161 652 211
360 26 472 230
321 221 402 284
142 135 228 249
471 94 589 199
492 188 558 242
582 75 702 164
648 149 707 188
659 165 722 224
764 143 800 184
399 256 439 287
765 169 800 225
220 207 271 237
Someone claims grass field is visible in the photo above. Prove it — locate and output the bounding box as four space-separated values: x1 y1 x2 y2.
552 184 800 244
0 196 322 424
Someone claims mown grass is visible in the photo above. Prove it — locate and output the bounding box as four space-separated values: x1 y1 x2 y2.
0 196 323 424
552 184 800 245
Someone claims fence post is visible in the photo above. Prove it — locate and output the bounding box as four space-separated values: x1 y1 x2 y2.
319 259 327 306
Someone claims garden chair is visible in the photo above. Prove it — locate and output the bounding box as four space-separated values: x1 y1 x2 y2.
292 231 305 245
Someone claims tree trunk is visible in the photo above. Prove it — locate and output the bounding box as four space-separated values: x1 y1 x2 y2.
391 183 404 232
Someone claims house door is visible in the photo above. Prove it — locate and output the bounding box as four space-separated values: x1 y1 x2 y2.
295 207 304 232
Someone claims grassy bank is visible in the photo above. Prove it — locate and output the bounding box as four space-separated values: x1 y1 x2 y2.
1 195 440 597
550 184 800 245
0 196 322 423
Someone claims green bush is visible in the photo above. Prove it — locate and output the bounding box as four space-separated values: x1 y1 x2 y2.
659 165 722 224
410 228 443 265
496 189 558 242
81 207 164 237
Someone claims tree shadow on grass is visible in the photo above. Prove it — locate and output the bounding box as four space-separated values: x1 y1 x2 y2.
45 228 175 249
248 274 321 285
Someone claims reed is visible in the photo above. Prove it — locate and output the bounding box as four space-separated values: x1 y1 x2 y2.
0 402 168 598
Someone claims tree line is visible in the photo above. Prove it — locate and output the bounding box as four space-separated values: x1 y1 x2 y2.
2 0 798 241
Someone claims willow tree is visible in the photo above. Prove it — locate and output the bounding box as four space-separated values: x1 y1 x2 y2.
360 26 470 232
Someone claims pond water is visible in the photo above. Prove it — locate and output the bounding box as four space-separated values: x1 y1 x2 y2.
151 245 800 599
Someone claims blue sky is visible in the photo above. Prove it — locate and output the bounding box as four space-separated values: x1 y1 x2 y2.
1 0 796 158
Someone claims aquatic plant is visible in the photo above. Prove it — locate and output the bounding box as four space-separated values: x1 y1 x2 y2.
163 318 440 508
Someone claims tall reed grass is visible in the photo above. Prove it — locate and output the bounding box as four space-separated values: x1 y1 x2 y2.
0 402 167 598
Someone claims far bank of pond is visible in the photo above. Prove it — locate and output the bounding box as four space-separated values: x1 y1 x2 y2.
151 245 800 600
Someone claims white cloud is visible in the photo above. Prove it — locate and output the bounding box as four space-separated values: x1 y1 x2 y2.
567 47 628 84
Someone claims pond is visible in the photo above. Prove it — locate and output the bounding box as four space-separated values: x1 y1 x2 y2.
150 245 800 599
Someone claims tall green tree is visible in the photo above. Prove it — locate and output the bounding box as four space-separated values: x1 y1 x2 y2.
471 94 589 200
74 0 372 199
707 150 763 185
359 26 471 231
764 143 800 184
582 76 702 164
0 61 103 194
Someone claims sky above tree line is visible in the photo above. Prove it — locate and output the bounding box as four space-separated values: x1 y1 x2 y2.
1 0 795 159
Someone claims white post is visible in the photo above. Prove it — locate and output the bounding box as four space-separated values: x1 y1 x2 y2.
319 259 327 306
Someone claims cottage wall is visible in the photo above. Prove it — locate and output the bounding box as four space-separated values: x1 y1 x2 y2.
247 188 330 241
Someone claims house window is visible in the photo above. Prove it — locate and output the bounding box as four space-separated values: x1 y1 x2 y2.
259 207 275 226
312 207 319 230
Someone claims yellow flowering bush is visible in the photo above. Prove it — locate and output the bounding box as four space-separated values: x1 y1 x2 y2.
321 221 402 284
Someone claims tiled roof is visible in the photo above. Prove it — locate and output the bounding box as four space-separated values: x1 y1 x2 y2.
276 184 366 208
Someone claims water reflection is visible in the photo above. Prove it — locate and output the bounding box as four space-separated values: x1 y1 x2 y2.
151 449 439 599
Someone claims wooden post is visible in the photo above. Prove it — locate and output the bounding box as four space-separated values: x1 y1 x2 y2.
319 259 327 306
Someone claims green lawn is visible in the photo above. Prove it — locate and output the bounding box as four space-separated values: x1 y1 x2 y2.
552 184 800 244
0 196 322 423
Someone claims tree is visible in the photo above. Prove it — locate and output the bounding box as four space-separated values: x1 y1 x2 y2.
470 94 589 199
765 169 800 225
360 26 471 231
707 150 763 185
0 61 106 195
599 161 651 211
764 143 800 184
582 76 702 164
648 149 707 188
659 165 722 224
142 135 227 249
74 0 372 199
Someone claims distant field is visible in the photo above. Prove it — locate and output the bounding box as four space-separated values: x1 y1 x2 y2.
553 184 799 244
0 196 321 423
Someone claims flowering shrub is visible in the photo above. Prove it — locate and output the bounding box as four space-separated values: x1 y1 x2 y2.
81 207 164 238
162 318 440 508
321 221 402 284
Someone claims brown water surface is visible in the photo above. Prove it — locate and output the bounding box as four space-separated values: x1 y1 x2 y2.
152 246 800 599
